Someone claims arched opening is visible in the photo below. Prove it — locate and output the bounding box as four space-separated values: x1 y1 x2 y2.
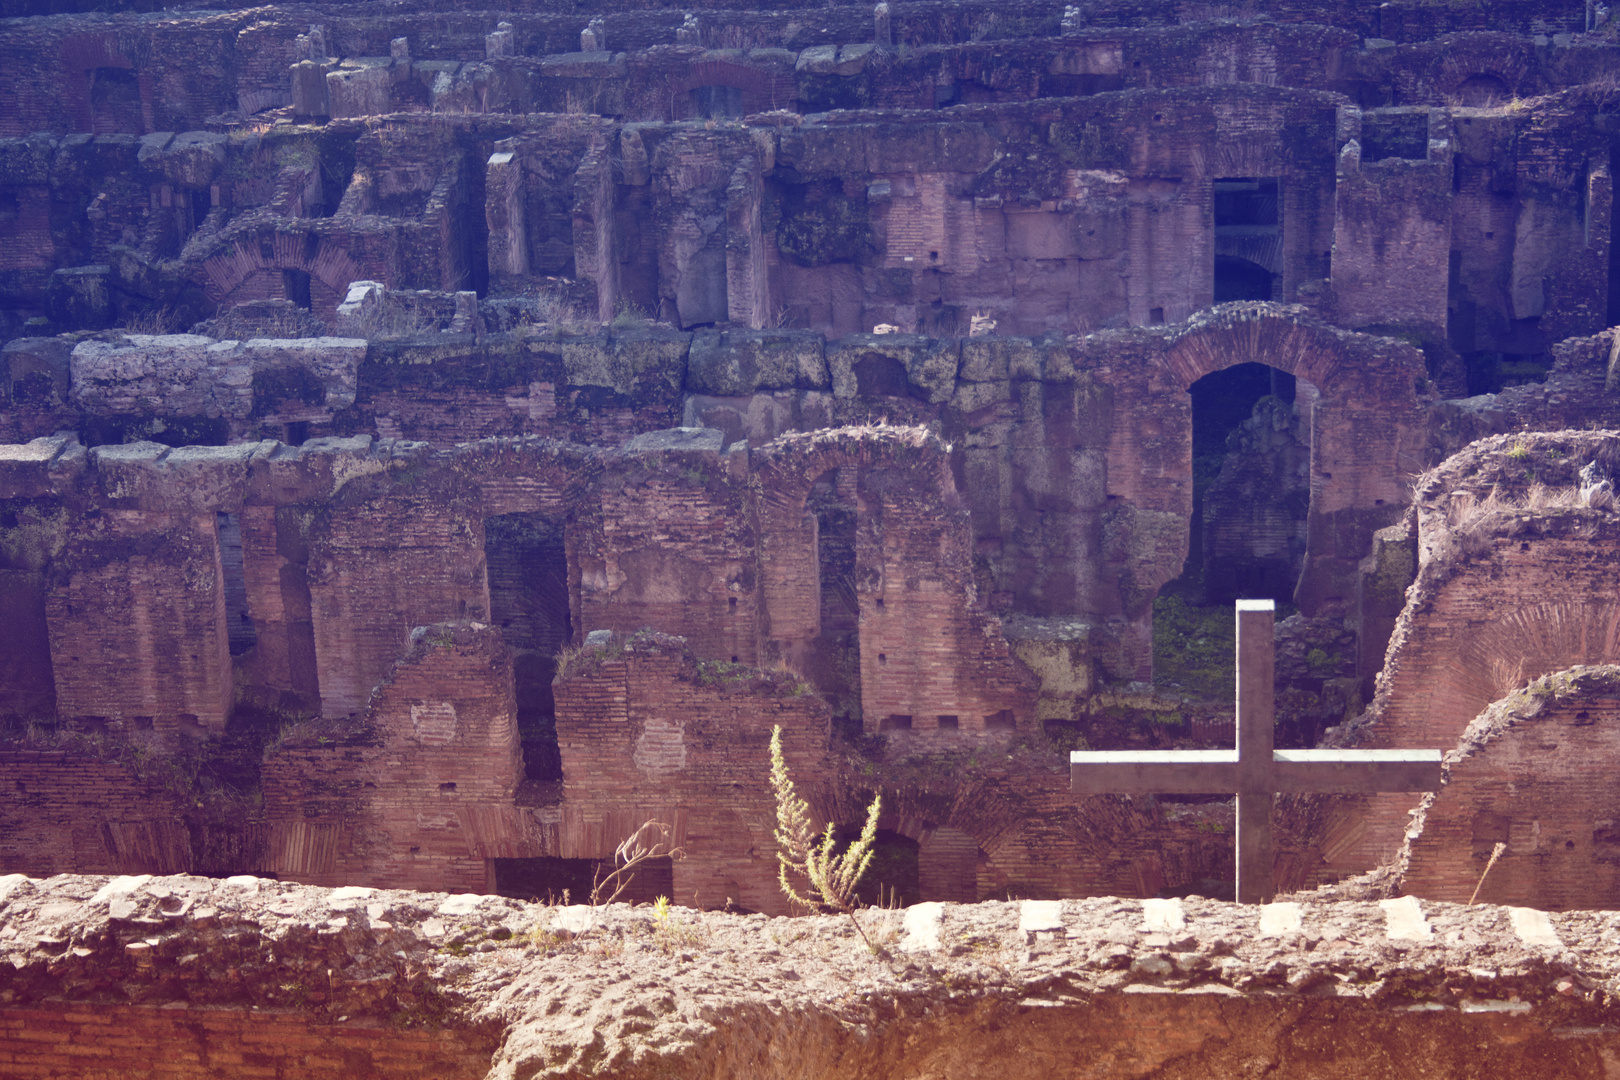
1156 361 1313 694
802 469 862 738
1456 74 1510 107
484 514 572 785
690 84 744 119
1213 255 1275 302
834 826 919 908
89 67 141 133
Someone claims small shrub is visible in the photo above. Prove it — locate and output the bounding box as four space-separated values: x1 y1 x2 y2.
770 724 879 913
610 298 652 331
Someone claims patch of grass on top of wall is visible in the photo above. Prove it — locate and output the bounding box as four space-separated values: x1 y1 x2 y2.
1152 593 1235 702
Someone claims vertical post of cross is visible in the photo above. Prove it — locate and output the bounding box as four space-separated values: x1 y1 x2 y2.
1235 598 1275 904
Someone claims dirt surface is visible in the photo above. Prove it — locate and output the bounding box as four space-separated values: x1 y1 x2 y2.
6 873 1620 1078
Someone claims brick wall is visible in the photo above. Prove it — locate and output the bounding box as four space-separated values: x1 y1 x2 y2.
1401 666 1620 910
262 621 525 892
0 750 188 876
0 1005 495 1080
307 492 489 718
1293 431 1620 889
752 426 1039 736
553 632 831 914
46 507 233 736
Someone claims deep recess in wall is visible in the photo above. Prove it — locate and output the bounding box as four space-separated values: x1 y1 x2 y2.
484 514 571 783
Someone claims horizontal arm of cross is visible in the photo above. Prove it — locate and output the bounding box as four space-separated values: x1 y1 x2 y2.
1069 750 1238 795
1270 749 1443 794
1069 749 1443 796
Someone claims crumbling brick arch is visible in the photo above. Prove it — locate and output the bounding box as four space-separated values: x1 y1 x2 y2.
1399 665 1620 909
753 426 956 650
754 426 1037 736
1284 432 1620 890
60 34 148 135
198 231 363 324
1155 307 1430 613
668 61 795 120
1431 40 1534 106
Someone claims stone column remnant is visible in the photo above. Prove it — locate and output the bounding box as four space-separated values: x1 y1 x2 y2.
581 16 606 53
485 151 528 277
486 21 515 60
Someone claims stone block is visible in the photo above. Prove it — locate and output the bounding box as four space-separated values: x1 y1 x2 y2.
826 333 960 404
70 335 253 420
242 337 368 411
327 65 393 119
290 60 338 116
539 51 628 78
137 131 226 188
686 329 828 395
47 266 113 330
559 330 690 397
486 22 516 59
1004 617 1097 708
959 336 1042 383
624 427 725 455
0 435 74 498
3 337 71 405
0 133 58 187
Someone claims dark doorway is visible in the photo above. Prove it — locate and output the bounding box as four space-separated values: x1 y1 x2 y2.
90 67 142 133
216 512 257 657
836 827 919 908
1213 178 1280 302
1213 256 1276 302
282 269 312 310
492 855 673 904
691 84 744 119
1456 74 1509 107
0 503 57 720
803 470 862 737
1168 362 1312 608
484 514 572 783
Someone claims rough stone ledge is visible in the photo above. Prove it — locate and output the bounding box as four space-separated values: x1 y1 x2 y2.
6 872 1620 1077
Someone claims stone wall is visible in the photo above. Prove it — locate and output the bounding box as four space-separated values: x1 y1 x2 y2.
6 873 1620 1080
2 13 1610 361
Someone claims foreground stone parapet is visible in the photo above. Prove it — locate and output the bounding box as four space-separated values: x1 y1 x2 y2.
6 873 1620 1078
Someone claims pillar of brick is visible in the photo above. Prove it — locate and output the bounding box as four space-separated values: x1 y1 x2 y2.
47 509 232 735
485 149 528 278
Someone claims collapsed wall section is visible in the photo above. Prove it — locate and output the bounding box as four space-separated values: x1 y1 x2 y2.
553 630 830 915
1292 430 1620 891
261 621 524 891
1400 665 1620 910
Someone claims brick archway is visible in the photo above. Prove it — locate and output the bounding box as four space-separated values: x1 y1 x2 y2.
1156 306 1430 612
199 232 363 323
669 60 797 120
